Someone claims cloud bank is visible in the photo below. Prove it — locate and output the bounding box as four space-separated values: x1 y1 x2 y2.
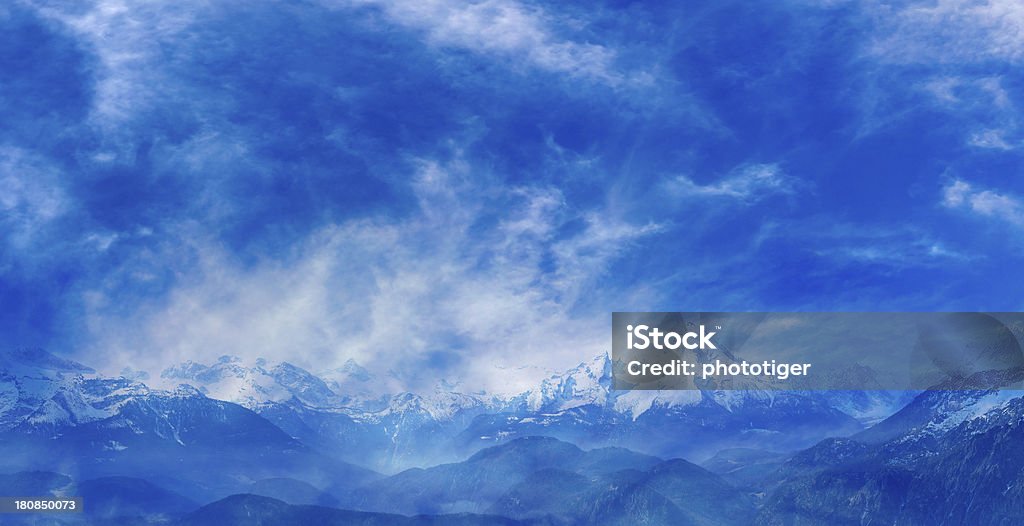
85 156 660 394
6 0 1024 391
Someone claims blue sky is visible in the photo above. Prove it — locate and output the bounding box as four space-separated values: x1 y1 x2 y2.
2 0 1024 392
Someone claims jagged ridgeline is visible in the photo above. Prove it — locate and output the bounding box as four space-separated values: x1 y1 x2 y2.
3 347 1024 524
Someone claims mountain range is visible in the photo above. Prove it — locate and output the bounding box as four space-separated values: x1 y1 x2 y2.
154 351 912 471
3 347 1024 524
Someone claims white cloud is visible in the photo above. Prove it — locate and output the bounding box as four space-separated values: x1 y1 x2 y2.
817 241 973 267
82 231 119 252
31 0 205 129
917 76 1020 150
668 163 797 202
921 76 1009 108
968 129 1015 150
943 179 1024 227
545 213 663 309
344 0 623 83
868 0 1024 64
772 220 977 269
84 157 661 395
0 147 68 249
921 77 962 105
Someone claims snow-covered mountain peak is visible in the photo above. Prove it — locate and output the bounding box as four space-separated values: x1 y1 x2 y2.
0 349 156 431
160 356 343 409
523 352 612 412
170 383 205 398
340 359 372 381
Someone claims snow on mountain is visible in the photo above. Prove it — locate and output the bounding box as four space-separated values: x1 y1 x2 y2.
0 348 201 433
611 390 704 420
502 352 908 427
390 387 487 421
160 355 344 410
510 352 711 420
322 359 373 384
762 386 1024 524
518 353 612 412
0 348 107 430
317 358 395 408
6 346 917 435
21 378 109 427
0 346 937 475
158 354 494 424
862 388 1024 449
924 390 1024 435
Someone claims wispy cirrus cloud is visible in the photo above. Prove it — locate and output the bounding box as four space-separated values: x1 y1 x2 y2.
915 75 1022 151
968 129 1016 150
814 236 975 268
943 179 1024 228
840 1 1024 148
31 0 206 128
666 164 798 202
342 0 629 83
756 218 976 270
868 0 1024 64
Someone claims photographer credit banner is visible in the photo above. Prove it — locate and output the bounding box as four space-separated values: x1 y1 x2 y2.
612 312 1024 391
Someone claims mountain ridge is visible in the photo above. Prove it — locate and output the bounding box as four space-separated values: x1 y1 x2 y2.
1 347 912 473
